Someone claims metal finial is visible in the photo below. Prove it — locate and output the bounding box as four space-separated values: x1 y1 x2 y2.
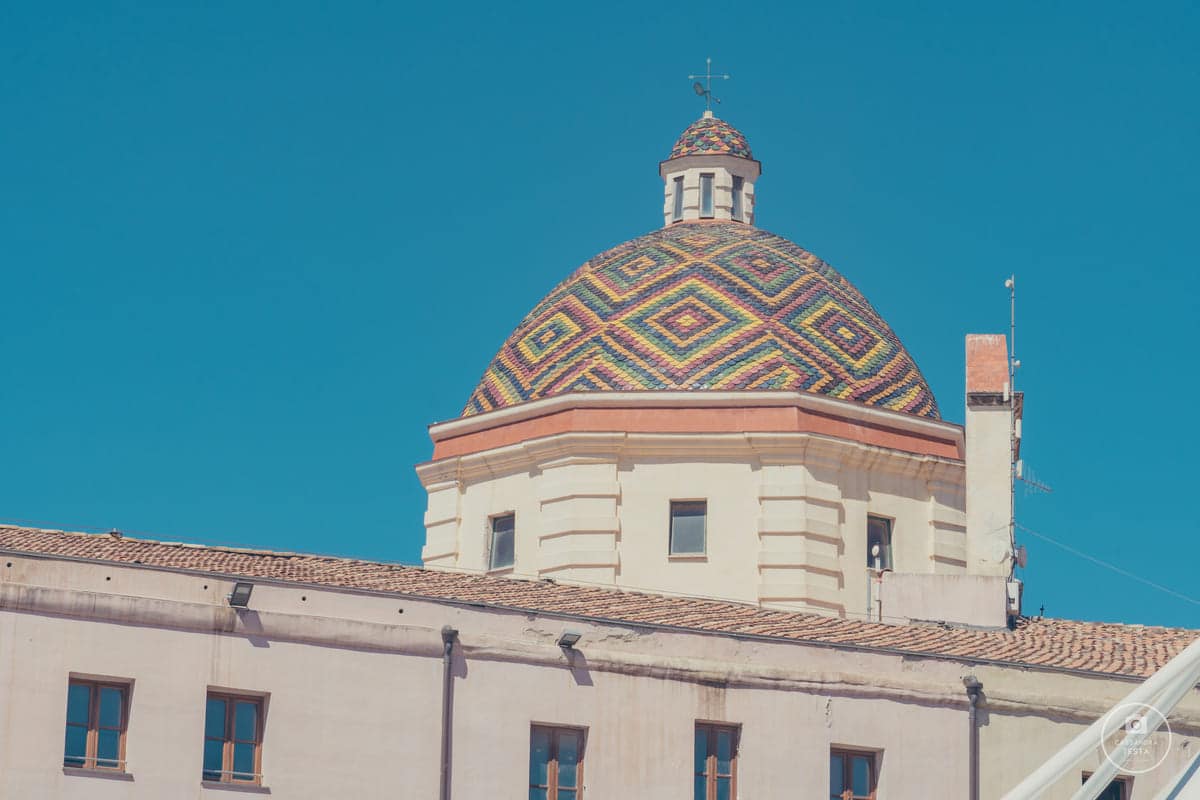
688 57 730 113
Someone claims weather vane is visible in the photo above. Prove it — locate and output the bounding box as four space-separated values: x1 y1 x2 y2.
689 57 729 112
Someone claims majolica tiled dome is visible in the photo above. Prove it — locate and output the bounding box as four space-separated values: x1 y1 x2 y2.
464 222 939 418
668 117 753 160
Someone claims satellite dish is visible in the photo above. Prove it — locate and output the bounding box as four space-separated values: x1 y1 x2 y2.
693 81 706 96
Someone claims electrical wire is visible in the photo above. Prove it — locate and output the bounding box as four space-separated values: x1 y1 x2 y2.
1017 522 1200 608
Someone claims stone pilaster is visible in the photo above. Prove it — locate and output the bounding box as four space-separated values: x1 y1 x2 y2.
755 456 845 614
534 455 621 583
420 479 463 567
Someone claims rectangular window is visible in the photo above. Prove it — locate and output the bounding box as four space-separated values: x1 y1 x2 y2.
1083 774 1130 800
830 749 876 800
866 515 893 570
529 725 584 799
64 679 128 771
673 176 685 221
203 693 263 784
670 500 707 555
700 174 714 218
489 513 516 570
694 723 738 800
731 176 744 220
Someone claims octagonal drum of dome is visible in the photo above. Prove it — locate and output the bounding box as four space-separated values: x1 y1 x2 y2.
464 222 940 419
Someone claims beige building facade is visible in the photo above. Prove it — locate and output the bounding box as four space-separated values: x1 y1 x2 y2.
1 526 1198 799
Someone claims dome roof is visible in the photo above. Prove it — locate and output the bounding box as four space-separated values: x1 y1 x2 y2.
668 116 753 160
463 222 940 418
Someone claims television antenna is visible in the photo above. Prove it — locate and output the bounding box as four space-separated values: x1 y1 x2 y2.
689 57 729 112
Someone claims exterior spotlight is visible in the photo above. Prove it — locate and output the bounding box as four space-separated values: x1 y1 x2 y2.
227 582 254 608
557 630 582 650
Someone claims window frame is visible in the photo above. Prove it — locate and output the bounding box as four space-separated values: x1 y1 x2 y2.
699 173 715 218
694 722 739 800
673 175 685 221
669 499 708 556
202 692 264 785
1082 772 1131 800
488 512 516 571
866 515 894 571
529 724 585 799
63 678 130 772
830 748 878 800
731 176 744 221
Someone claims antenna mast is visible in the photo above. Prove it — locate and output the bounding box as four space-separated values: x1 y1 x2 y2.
1006 275 1017 575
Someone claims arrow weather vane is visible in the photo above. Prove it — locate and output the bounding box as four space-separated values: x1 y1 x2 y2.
689 57 730 112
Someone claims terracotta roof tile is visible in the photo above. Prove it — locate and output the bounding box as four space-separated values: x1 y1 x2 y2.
0 525 1193 679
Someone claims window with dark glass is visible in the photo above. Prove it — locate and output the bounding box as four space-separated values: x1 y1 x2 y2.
490 513 516 570
694 723 737 800
1083 774 1130 800
700 174 714 218
673 176 685 221
529 725 583 799
830 749 876 800
203 693 263 784
63 679 128 771
670 500 707 555
866 515 893 570
731 176 744 220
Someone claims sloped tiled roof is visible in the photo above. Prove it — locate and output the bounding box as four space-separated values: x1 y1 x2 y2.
464 222 940 419
1 525 1192 679
669 117 753 160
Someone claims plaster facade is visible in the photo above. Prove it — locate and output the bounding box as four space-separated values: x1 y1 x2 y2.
0 553 1193 799
418 386 1015 624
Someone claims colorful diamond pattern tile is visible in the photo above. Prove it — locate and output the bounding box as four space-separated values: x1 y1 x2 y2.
668 117 753 160
464 222 940 418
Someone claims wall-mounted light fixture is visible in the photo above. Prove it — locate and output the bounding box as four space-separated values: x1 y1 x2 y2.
227 582 254 608
557 630 582 650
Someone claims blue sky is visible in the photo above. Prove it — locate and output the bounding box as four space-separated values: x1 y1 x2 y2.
2 2 1197 626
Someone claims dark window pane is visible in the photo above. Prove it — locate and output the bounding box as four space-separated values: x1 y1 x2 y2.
851 755 871 795
529 789 548 800
560 791 576 800
673 176 685 220
205 698 227 739
867 516 893 569
491 515 515 569
716 730 733 772
234 701 257 742
717 776 731 800
694 727 708 774
232 742 255 779
64 725 88 766
99 687 123 728
700 174 714 217
672 502 707 554
66 683 92 725
695 774 708 800
558 731 579 787
529 727 551 786
830 754 844 795
732 176 744 220
203 739 224 780
97 728 120 766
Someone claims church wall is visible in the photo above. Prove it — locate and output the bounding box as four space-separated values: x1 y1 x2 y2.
1 555 1197 799
615 457 762 603
421 426 979 621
